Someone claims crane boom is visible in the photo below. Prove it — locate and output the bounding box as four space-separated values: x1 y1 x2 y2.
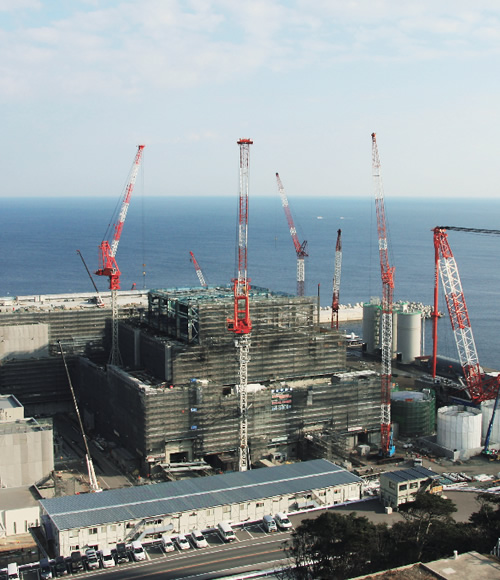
189 251 208 287
58 341 101 493
331 229 342 329
227 138 253 472
371 133 395 457
433 226 500 403
276 172 308 296
95 144 145 366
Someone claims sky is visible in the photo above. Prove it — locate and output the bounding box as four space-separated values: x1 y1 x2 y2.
1 0 500 198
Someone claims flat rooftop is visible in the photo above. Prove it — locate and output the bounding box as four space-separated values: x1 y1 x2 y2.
0 394 22 411
422 551 500 580
40 459 362 531
382 466 439 484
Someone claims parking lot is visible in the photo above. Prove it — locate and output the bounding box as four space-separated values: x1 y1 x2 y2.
1 519 292 579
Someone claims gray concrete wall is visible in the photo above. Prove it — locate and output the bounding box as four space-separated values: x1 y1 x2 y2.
0 424 54 487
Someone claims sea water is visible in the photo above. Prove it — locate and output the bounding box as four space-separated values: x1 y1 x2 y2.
1 196 499 369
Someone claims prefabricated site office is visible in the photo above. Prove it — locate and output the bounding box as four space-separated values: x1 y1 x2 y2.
40 459 362 556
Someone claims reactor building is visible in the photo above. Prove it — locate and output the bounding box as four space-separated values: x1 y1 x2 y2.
0 287 382 473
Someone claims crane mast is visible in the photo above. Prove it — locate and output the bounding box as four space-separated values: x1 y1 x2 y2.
95 144 145 366
189 251 208 287
276 173 308 296
331 229 342 329
433 226 500 403
371 133 395 457
227 138 253 472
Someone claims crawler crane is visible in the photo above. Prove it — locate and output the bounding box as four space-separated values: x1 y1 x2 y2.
58 341 101 493
432 226 500 403
227 138 253 472
95 145 145 366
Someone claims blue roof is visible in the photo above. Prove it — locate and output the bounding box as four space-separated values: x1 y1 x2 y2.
40 459 361 531
382 466 439 484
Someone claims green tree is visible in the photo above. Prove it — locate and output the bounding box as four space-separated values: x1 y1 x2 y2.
396 493 457 561
469 492 500 549
283 511 390 580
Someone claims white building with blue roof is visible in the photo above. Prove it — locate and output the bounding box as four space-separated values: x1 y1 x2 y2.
39 459 362 556
379 465 442 508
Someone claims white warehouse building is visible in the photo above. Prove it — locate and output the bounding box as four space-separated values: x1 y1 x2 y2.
40 459 362 557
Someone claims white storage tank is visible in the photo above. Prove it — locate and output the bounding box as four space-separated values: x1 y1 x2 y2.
481 399 500 445
396 311 422 364
437 405 482 451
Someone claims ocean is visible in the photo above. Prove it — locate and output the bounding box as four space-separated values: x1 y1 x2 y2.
1 195 499 370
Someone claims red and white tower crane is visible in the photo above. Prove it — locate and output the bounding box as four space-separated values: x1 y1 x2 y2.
371 132 395 457
276 173 308 296
189 251 208 287
95 144 145 366
227 138 253 472
432 226 500 403
331 229 342 329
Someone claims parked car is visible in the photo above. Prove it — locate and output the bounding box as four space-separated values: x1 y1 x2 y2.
54 556 68 576
190 530 208 548
39 558 53 580
131 540 146 562
217 521 236 542
174 534 191 550
262 515 277 532
160 534 175 552
70 551 83 573
85 548 100 570
7 563 19 580
115 542 130 564
101 548 116 568
274 512 292 530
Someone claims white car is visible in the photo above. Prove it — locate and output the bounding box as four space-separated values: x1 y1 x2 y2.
161 534 175 552
190 530 208 548
101 548 115 568
275 512 293 530
131 540 146 561
175 534 191 550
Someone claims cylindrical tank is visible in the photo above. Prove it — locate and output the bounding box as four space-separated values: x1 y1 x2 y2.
437 405 482 451
481 400 500 445
396 311 422 364
362 303 379 355
391 390 435 436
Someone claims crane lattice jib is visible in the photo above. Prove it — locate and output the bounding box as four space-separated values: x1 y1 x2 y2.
276 173 308 258
110 145 145 258
331 229 342 329
371 133 394 456
96 144 145 291
276 173 308 296
189 251 207 287
433 227 499 402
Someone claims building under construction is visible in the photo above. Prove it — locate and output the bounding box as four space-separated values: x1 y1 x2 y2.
0 287 382 472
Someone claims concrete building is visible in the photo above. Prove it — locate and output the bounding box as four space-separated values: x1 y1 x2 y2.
73 287 381 470
0 288 382 472
39 459 363 557
0 487 40 537
0 395 53 488
379 466 442 508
